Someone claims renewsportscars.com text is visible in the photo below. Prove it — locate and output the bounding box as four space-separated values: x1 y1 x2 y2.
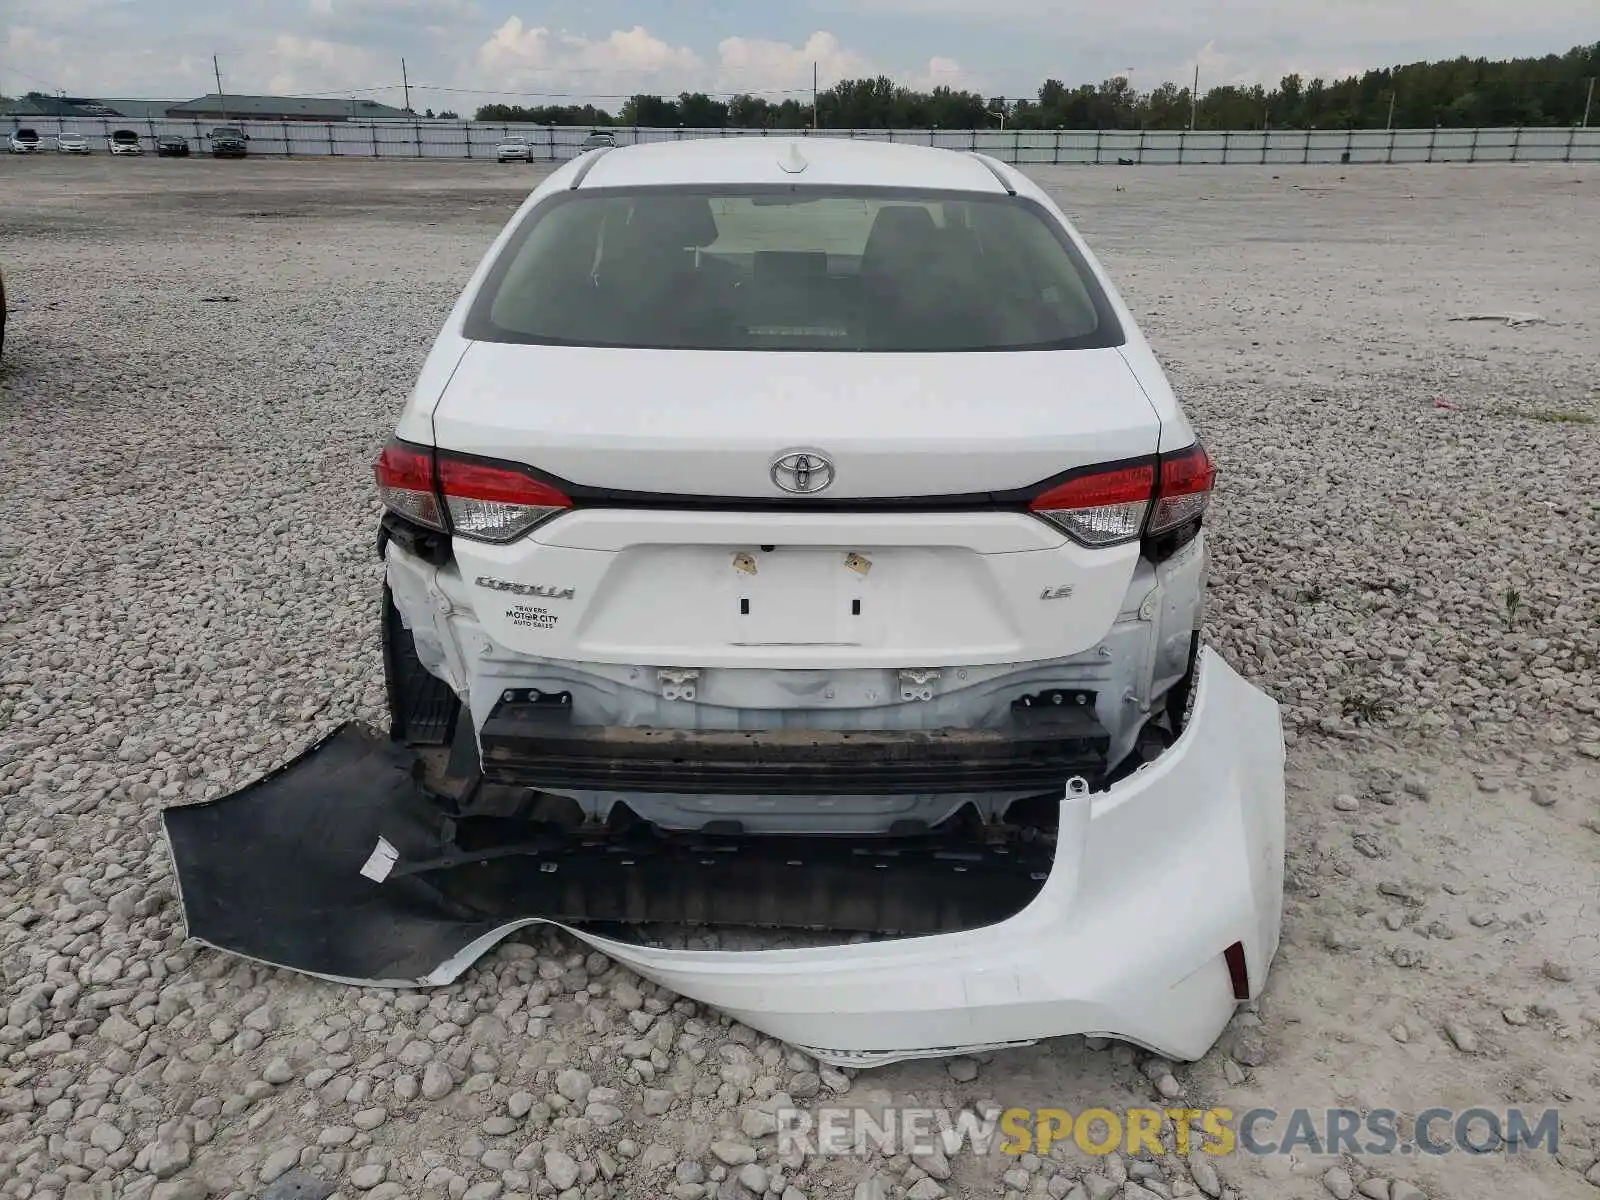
777 1106 1561 1159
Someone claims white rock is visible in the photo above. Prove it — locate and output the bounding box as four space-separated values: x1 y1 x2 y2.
421 1062 454 1100
350 1164 387 1190
544 1150 579 1191
911 1147 950 1181
89 1122 125 1153
259 1146 301 1183
554 1069 592 1102
1187 1156 1221 1198
148 1140 192 1180
711 1140 756 1166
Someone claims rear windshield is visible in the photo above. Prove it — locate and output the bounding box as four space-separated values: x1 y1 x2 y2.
464 186 1124 352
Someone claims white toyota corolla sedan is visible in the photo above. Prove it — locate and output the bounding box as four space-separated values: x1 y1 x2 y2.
369 135 1286 1065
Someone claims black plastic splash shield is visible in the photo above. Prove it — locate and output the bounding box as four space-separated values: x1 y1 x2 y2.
162 722 1055 983
161 723 506 984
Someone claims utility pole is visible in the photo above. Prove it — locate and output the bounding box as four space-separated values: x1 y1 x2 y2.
402 58 412 114
812 62 819 130
213 55 228 121
1583 77 1594 128
1190 63 1199 130
1386 91 1396 130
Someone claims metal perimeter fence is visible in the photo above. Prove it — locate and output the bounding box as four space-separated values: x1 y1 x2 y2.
7 115 1600 165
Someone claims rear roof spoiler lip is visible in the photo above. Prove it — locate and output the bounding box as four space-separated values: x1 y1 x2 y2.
569 144 615 189
971 152 1018 196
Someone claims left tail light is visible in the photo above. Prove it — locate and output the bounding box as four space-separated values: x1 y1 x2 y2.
436 456 571 542
373 442 445 531
373 441 572 543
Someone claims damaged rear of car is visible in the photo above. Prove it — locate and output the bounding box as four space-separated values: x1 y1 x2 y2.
164 138 1285 1066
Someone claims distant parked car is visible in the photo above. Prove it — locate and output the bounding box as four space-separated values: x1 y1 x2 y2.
109 129 144 155
206 125 249 158
55 131 91 154
7 128 41 153
156 134 190 157
496 135 531 163
579 130 616 151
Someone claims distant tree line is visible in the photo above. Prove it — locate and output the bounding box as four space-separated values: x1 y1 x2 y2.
475 42 1598 130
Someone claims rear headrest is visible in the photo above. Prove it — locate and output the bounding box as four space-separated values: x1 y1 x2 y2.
616 195 719 251
754 250 828 282
866 205 935 243
861 205 938 272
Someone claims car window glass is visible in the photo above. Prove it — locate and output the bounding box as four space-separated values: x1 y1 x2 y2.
470 187 1122 353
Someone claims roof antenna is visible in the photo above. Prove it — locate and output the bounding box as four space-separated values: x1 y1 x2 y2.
778 141 808 174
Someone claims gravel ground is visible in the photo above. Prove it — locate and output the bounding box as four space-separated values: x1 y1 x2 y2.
1 157 1598 1200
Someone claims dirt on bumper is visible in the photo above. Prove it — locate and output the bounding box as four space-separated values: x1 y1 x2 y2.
161 647 1285 1066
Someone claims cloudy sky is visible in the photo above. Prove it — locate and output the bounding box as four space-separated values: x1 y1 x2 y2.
4 0 1595 114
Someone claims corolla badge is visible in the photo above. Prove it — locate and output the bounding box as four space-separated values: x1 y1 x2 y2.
770 450 836 495
474 577 575 601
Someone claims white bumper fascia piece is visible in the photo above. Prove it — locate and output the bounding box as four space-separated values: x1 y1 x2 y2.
453 646 1285 1068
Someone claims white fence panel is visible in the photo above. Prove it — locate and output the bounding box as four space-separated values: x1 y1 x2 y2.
7 115 1599 165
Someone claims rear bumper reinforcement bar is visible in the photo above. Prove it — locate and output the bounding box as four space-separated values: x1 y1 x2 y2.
477 693 1111 795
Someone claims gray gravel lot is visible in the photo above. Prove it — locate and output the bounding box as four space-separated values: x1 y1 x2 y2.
1 157 1598 1200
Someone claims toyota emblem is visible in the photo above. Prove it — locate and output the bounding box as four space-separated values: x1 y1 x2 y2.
770 450 836 495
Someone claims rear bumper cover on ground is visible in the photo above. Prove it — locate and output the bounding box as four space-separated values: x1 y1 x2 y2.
161 647 1284 1065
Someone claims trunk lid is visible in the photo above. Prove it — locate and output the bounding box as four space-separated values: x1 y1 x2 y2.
428 343 1168 668
431 343 1162 498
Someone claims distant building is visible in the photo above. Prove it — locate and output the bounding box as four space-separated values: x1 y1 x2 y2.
99 99 182 120
165 94 414 122
2 94 182 119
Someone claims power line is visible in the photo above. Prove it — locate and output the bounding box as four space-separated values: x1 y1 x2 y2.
2 64 68 94
412 84 815 100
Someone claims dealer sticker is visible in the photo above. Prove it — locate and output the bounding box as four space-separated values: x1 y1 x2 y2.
507 604 558 630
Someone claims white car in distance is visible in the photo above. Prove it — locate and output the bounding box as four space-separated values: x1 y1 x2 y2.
370 136 1287 1067
495 135 532 163
55 131 91 154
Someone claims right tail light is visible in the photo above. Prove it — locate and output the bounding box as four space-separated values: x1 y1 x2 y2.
1028 442 1215 556
1147 442 1215 536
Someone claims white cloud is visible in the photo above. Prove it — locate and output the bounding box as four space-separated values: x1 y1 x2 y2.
715 30 874 92
3 0 413 101
11 0 1582 116
471 21 977 102
906 55 973 93
477 19 702 96
262 34 390 95
811 0 1599 89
